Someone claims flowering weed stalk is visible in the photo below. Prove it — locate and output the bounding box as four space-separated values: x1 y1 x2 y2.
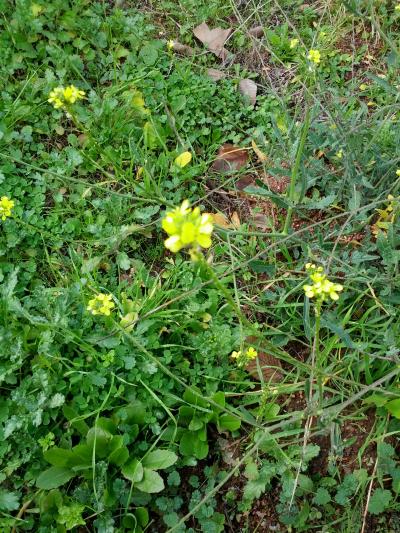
303 263 344 405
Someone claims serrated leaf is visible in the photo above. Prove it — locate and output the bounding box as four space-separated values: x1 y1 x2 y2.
313 487 331 505
368 488 392 515
36 467 75 490
142 450 178 470
0 490 19 511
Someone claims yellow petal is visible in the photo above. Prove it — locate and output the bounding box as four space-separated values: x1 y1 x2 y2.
165 235 183 252
174 151 192 168
181 222 196 244
197 234 212 248
162 216 177 235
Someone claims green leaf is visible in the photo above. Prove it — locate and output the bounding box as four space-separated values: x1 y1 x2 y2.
385 398 400 419
63 405 89 436
86 426 113 458
122 459 144 483
139 43 159 66
368 488 392 515
363 394 389 408
142 450 178 470
36 467 75 490
179 431 209 460
0 490 19 511
135 507 149 527
44 447 74 467
117 252 130 271
218 413 241 432
108 446 129 466
313 487 331 505
135 468 164 493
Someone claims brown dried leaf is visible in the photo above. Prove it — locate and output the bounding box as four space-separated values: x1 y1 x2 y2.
239 79 257 106
235 175 256 191
231 211 241 228
248 25 264 38
251 139 268 163
212 212 233 228
193 22 232 59
206 68 226 82
172 41 195 56
210 143 249 173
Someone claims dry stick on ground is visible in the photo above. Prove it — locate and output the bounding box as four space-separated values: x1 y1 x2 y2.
360 454 379 533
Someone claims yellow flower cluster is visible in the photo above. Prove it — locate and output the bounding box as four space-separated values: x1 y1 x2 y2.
0 196 14 221
231 347 258 366
87 293 115 316
372 195 398 236
162 200 213 253
303 263 343 301
307 49 321 64
48 85 85 110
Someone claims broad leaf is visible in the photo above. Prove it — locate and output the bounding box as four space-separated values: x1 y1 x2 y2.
142 450 178 470
122 459 144 483
36 467 75 490
135 468 164 493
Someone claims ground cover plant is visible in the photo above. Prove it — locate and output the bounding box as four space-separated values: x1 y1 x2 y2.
1 0 400 531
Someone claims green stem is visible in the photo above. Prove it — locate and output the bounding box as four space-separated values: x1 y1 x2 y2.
314 303 322 406
283 106 311 235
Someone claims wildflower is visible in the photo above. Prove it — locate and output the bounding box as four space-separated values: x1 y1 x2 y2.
396 169 400 177
162 200 214 254
48 85 85 110
245 347 258 360
0 196 14 220
231 350 241 360
372 195 399 236
307 49 321 64
87 293 115 316
290 38 299 49
174 151 192 168
335 149 343 159
167 39 175 50
396 4 400 11
359 83 368 91
303 264 343 302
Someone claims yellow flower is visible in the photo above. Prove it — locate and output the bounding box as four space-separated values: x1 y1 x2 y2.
48 87 64 109
395 4 400 11
245 347 258 360
63 85 85 104
307 49 321 64
0 196 14 221
87 293 115 316
290 38 299 49
174 151 192 168
372 195 399 236
359 83 368 91
48 85 85 110
231 350 241 360
335 149 343 159
303 264 343 302
162 200 214 254
167 39 175 50
396 169 400 177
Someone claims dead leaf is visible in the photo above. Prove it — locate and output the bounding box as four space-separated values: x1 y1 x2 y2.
212 212 232 228
235 175 256 191
245 336 282 382
249 25 264 38
172 41 195 56
193 22 232 60
212 211 240 229
239 79 257 106
210 143 249 172
231 211 241 228
251 139 268 163
206 68 226 81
